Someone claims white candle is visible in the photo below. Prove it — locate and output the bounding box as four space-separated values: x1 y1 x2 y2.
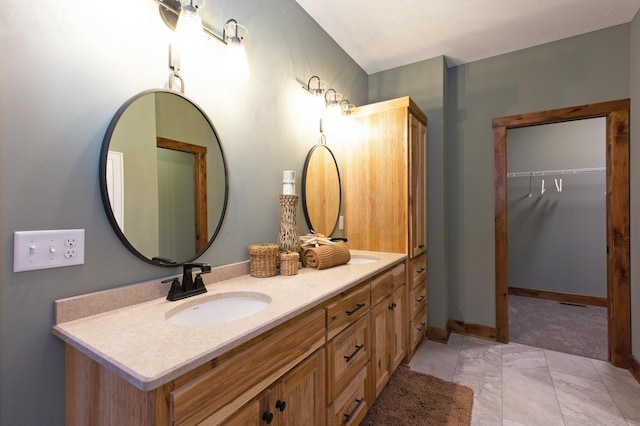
282 170 296 195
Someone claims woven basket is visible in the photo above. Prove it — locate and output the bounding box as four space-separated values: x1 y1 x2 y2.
248 243 279 277
279 252 299 276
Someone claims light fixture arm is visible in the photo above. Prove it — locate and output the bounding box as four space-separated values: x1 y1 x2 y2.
325 88 337 105
304 76 326 96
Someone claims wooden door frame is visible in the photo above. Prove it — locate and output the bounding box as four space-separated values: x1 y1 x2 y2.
157 137 209 252
493 99 631 367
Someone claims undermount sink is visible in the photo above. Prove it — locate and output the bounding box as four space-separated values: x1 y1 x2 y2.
166 292 271 326
348 255 381 264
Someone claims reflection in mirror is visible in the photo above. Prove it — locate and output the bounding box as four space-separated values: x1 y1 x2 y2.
302 144 341 236
100 89 228 266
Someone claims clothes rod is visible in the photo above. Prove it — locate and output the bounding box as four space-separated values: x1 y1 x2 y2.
507 167 605 178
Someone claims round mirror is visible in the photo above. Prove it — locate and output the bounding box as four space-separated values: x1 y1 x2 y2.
99 89 228 266
301 144 341 236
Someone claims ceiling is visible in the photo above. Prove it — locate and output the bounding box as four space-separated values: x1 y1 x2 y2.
294 0 640 74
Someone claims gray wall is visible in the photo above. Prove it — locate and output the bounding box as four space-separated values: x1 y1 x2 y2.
630 11 640 361
446 24 631 327
368 56 449 330
0 1 367 424
2 4 639 425
507 119 606 297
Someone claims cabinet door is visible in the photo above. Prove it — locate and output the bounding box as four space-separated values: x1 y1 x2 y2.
389 285 406 372
370 301 390 399
345 106 409 254
275 349 326 426
409 113 427 258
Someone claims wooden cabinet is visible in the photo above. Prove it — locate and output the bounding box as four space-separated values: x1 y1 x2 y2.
369 264 406 401
63 261 409 426
170 310 325 425
344 96 428 361
327 366 368 426
409 113 427 258
408 253 428 355
344 96 427 258
224 349 326 426
325 282 371 424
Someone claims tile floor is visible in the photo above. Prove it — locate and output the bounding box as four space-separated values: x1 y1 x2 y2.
409 333 640 425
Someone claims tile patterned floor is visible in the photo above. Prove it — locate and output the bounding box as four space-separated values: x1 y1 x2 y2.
409 333 640 425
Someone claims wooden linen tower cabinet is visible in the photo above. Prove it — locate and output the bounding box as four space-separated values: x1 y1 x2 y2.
343 96 428 364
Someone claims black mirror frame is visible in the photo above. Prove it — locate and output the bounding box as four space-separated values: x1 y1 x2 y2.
301 143 342 237
99 89 229 267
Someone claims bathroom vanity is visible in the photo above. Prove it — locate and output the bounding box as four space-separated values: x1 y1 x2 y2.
53 251 407 425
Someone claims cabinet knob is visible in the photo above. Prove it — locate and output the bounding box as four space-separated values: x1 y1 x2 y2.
276 400 287 412
262 412 274 424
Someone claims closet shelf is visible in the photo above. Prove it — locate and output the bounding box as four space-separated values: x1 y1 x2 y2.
507 167 605 178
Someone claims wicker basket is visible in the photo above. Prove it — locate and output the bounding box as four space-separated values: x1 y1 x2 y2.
248 243 279 277
279 252 300 276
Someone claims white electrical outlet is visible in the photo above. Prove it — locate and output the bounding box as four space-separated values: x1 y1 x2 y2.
13 229 85 272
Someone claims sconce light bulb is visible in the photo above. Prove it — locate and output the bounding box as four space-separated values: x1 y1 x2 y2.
173 0 204 67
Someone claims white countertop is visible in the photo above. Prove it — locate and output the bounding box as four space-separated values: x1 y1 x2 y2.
52 250 406 391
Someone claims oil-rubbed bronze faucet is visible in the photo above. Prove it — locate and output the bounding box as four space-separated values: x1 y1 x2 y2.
163 263 212 301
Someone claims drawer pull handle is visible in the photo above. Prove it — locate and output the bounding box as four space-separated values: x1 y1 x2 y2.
416 295 426 303
388 302 397 310
262 411 273 424
344 344 364 362
276 400 286 412
345 303 365 316
344 398 365 422
418 244 425 249
417 322 426 332
416 267 426 274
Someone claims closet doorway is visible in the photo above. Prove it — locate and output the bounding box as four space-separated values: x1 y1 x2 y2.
493 99 631 368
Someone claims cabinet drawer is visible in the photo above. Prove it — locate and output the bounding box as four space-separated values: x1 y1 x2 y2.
409 278 427 319
370 263 405 306
327 365 368 426
327 314 370 402
170 309 325 426
409 305 427 354
410 254 427 288
326 283 370 340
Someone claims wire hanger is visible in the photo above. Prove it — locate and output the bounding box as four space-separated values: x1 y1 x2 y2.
555 178 563 193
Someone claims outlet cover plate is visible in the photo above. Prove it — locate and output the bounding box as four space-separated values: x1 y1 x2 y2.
14 229 85 272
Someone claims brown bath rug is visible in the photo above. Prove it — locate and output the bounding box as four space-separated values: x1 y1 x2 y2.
361 367 473 426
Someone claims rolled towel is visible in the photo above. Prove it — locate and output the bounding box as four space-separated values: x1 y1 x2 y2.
303 242 351 269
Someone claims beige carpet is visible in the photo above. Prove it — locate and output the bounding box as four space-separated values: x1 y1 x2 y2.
361 367 473 426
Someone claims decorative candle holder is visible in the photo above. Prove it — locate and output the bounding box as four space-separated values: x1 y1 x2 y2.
277 194 301 254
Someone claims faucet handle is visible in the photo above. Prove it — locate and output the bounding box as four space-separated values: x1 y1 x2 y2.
162 278 183 301
194 273 206 290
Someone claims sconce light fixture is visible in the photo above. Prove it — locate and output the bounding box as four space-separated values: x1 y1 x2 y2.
325 89 343 119
223 19 249 80
155 0 250 89
340 99 356 115
303 76 328 116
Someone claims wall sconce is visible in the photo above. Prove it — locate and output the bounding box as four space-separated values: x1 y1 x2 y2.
223 20 249 80
155 0 250 89
325 89 343 119
340 99 356 115
303 76 327 117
